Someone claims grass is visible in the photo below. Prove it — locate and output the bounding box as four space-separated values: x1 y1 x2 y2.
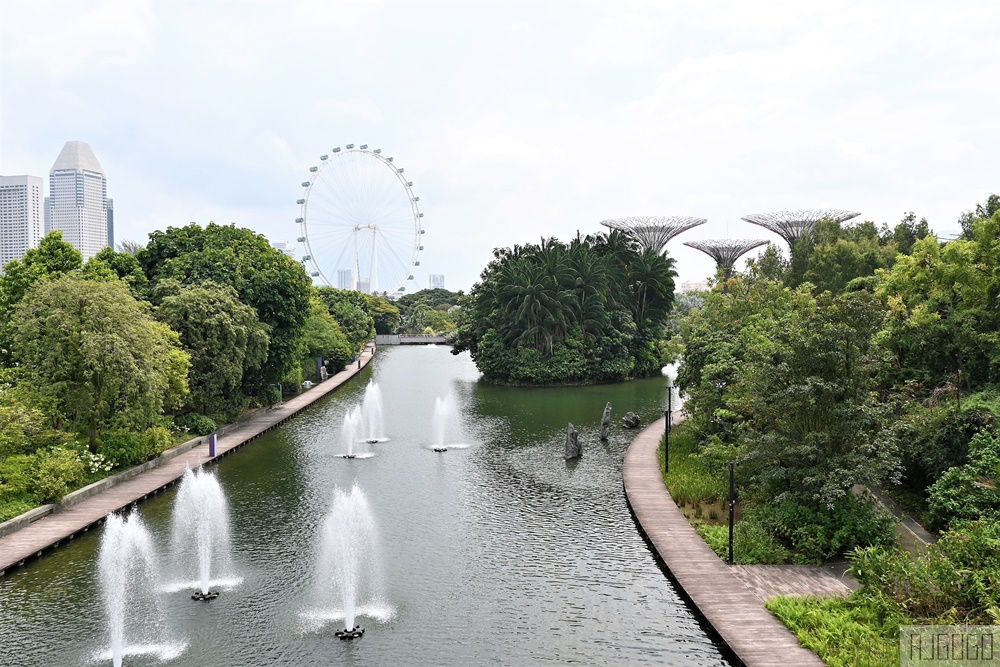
766 595 903 667
657 420 726 507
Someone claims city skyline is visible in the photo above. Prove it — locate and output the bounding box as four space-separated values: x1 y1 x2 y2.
2 1 998 290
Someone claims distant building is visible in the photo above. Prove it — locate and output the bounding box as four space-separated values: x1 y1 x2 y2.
106 198 114 249
357 278 371 293
270 240 296 258
45 141 109 260
337 269 352 290
429 274 445 289
679 279 709 293
0 174 44 270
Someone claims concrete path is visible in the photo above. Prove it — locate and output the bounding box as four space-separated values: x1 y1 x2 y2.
0 343 377 576
623 417 825 667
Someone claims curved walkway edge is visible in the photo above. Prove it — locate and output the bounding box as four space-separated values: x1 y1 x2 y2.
0 343 378 577
623 417 823 667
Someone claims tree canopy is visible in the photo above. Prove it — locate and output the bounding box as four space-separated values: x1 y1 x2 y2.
453 232 676 384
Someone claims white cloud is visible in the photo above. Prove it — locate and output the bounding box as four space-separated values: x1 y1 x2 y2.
317 96 385 124
0 0 157 75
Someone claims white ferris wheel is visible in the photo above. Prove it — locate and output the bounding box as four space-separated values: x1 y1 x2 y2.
296 144 424 295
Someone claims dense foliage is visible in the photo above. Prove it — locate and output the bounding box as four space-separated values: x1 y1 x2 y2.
676 201 1000 563
0 222 387 517
453 232 676 384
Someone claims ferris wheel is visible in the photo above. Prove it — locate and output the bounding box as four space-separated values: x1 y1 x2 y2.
296 144 424 295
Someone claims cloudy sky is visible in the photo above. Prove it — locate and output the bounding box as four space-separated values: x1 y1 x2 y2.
2 0 998 292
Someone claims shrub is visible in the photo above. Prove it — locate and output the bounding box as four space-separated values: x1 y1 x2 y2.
849 520 1000 623
98 432 146 468
141 427 173 457
755 494 896 564
926 430 1000 530
32 447 86 502
697 519 790 564
0 453 36 496
174 413 217 436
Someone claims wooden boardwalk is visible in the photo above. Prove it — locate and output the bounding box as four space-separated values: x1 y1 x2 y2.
732 564 856 603
623 417 825 667
0 344 377 576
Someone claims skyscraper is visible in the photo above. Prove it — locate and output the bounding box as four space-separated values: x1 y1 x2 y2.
0 175 44 270
429 274 445 289
45 141 109 261
337 269 352 290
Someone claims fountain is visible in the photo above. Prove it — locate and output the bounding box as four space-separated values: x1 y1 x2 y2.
431 393 469 452
99 512 176 666
307 484 389 639
169 468 234 600
360 381 387 443
338 406 373 459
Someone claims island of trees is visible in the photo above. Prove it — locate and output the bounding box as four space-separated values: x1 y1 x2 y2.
452 231 676 384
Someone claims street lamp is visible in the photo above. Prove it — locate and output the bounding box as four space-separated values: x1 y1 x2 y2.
726 462 736 565
663 381 673 475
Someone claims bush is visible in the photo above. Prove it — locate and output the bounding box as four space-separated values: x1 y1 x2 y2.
32 447 86 502
174 413 217 436
98 432 147 467
926 430 1000 530
141 426 173 457
849 520 1000 623
0 453 36 496
755 494 896 564
697 520 790 564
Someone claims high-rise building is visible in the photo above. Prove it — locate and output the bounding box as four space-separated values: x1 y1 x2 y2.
337 269 352 290
106 198 114 249
45 141 109 261
429 274 445 289
0 175 44 271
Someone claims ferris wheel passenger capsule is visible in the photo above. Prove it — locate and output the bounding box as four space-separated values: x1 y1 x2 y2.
360 144 368 149
332 147 341 152
346 144 355 149
295 218 304 223
297 199 305 204
373 149 381 154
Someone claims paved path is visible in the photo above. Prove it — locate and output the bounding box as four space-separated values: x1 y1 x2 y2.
0 344 377 576
623 417 825 667
732 564 856 603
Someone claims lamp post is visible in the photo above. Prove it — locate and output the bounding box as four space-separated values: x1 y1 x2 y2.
663 381 673 475
726 462 736 565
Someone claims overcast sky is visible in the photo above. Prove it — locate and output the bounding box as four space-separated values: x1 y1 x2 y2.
2 0 998 292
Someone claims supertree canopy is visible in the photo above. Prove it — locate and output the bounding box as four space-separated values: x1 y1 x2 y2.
599 216 707 254
740 210 860 251
683 239 768 279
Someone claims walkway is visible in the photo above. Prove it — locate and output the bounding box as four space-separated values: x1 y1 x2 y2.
0 344 377 576
623 417 825 667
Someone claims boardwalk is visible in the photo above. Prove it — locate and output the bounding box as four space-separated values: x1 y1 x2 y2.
0 344 377 576
623 417 825 667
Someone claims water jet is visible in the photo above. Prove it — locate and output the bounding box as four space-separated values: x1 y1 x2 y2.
169 468 235 600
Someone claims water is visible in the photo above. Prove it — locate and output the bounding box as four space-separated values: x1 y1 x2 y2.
304 483 389 634
361 381 387 443
98 513 182 667
0 347 731 666
168 468 236 596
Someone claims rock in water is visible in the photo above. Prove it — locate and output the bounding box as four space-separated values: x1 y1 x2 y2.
599 402 612 440
622 412 640 429
565 423 581 459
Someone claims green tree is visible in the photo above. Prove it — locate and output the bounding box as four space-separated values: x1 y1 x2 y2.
85 247 150 299
958 193 1000 240
316 288 375 354
11 275 190 449
299 297 353 373
155 280 269 415
363 293 402 335
0 231 83 358
139 223 311 391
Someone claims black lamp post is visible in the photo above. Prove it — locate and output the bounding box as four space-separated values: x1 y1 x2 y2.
726 462 736 565
663 382 673 475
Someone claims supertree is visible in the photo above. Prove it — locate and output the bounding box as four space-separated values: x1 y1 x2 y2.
740 210 860 252
683 239 769 279
599 216 707 254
